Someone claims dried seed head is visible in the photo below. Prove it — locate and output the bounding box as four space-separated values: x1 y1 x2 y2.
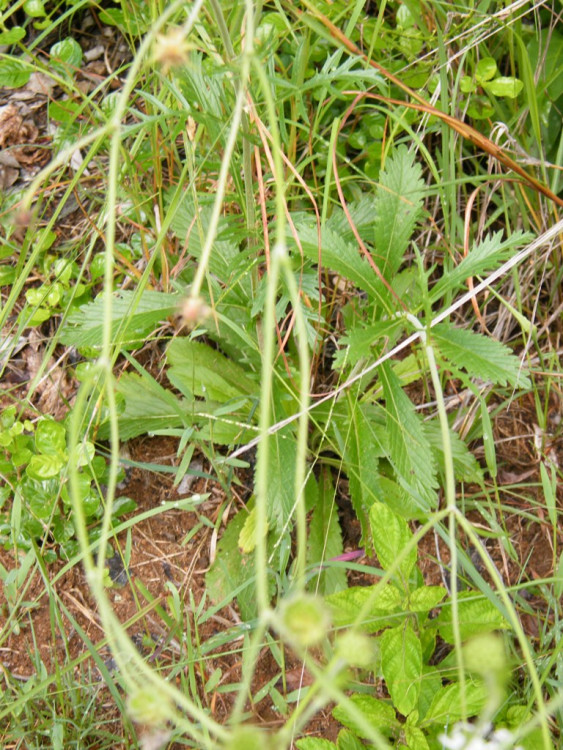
153 27 192 73
180 295 210 329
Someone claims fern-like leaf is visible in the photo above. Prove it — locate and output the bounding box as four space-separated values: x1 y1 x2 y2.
430 230 531 302
379 362 438 511
295 222 387 306
431 323 530 388
373 145 425 281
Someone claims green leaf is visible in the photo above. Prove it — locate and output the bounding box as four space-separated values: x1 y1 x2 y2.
373 145 425 282
380 622 422 716
238 507 265 553
460 76 476 94
326 584 402 632
369 502 417 583
35 419 66 456
417 667 442 721
167 339 257 402
0 58 31 88
377 475 425 520
99 372 187 441
332 401 387 542
206 506 262 621
527 28 563 100
407 585 447 612
0 266 16 286
26 453 64 480
337 729 366 750
168 196 240 280
335 318 404 369
425 421 483 485
23 0 45 17
22 478 58 521
112 496 137 516
484 76 524 98
435 593 510 643
99 7 150 34
0 27 26 44
429 231 530 302
296 740 337 750
475 57 498 83
50 38 83 69
467 95 495 120
333 695 396 739
307 469 347 595
379 362 438 511
479 396 497 478
294 221 387 307
258 422 297 534
48 99 83 125
404 724 430 750
60 291 180 349
431 323 530 389
424 680 488 723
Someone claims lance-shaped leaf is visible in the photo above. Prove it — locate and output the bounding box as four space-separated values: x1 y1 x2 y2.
307 469 347 595
373 145 425 281
380 622 422 716
167 338 257 402
61 290 180 349
379 362 438 511
429 230 530 302
431 323 530 388
370 501 417 584
332 401 387 542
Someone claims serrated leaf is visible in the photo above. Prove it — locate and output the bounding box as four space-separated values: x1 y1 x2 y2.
373 145 425 281
296 739 337 750
435 593 510 643
167 339 257 402
332 695 397 738
404 724 430 750
337 729 366 750
407 585 447 612
307 469 346 595
370 502 417 583
430 230 530 302
294 222 387 307
380 622 422 716
332 401 387 542
206 507 261 621
377 475 425 520
431 323 530 388
379 362 438 511
425 421 484 485
424 680 488 723
327 196 377 239
326 584 402 632
167 195 240 279
0 58 31 88
98 372 188 441
336 318 404 369
238 507 267 553
418 667 442 721
60 291 180 349
257 423 297 534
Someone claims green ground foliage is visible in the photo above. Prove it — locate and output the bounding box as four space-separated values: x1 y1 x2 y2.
0 0 562 748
